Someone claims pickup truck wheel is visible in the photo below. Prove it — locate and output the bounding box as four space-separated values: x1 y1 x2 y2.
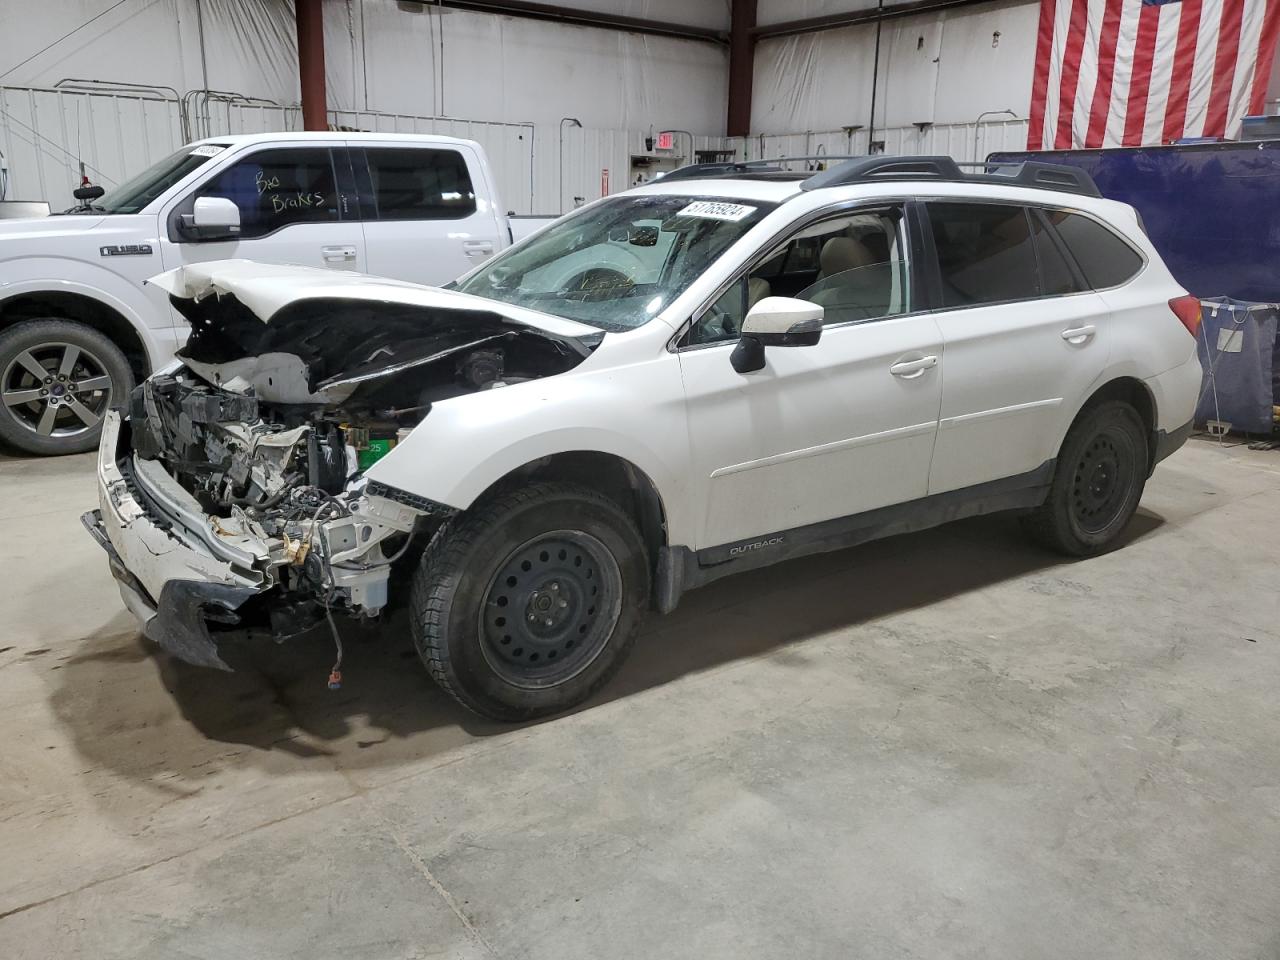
0 320 133 456
1021 400 1148 556
411 482 649 721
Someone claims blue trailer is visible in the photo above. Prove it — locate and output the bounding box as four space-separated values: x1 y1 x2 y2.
989 140 1280 304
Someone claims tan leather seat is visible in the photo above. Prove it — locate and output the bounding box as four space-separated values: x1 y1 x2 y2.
818 236 876 280
747 276 772 311
810 235 892 322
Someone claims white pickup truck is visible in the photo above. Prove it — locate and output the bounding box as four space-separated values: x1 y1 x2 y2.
0 132 552 455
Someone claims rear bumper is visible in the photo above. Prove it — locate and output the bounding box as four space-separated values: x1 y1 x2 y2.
87 410 271 670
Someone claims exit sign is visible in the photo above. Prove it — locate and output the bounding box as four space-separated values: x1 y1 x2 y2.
656 131 674 150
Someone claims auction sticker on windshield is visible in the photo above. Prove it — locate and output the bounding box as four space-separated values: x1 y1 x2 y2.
189 144 226 157
677 200 757 221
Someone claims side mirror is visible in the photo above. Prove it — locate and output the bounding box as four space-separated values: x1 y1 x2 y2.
731 296 823 374
180 196 241 240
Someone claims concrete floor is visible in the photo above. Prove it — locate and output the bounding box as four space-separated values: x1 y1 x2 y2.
1 438 1278 960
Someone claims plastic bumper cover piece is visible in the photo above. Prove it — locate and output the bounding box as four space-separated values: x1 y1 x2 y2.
83 508 257 670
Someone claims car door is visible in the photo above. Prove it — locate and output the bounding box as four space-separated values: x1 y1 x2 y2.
353 143 505 285
677 202 945 551
922 201 1113 495
157 144 365 277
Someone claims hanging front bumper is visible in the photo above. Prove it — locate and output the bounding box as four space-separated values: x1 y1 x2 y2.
84 410 273 669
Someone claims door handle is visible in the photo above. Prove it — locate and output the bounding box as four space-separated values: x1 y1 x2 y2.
889 355 938 379
463 240 495 258
1061 324 1096 344
321 244 357 264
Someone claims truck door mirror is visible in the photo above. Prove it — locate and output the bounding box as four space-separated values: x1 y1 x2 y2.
181 197 241 241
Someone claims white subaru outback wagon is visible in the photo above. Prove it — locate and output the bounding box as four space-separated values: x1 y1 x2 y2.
85 156 1203 720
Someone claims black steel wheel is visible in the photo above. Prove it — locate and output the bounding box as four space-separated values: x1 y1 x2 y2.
479 531 623 688
1023 400 1148 556
411 482 649 721
0 320 134 455
1070 429 1138 535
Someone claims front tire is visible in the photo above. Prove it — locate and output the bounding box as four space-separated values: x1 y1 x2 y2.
0 319 134 456
1022 400 1149 556
410 482 650 721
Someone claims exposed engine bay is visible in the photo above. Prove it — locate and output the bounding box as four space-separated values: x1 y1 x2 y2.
129 369 428 620
114 266 601 654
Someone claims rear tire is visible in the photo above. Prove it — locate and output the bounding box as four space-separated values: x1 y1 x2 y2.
1022 400 1148 556
410 482 649 721
0 319 133 456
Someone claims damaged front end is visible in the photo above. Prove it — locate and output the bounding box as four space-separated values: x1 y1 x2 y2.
85 262 600 670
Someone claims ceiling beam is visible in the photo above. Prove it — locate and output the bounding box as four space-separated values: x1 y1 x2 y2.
754 0 996 40
427 1 727 44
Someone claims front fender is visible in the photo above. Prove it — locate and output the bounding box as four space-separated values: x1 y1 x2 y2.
365 350 696 546
0 259 172 370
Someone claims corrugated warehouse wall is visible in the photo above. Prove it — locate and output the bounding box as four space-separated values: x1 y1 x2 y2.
750 0 1280 144
7 0 1275 214
753 0 1041 135
0 0 730 212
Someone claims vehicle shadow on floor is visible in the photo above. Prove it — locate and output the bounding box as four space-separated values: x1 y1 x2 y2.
48 508 1165 782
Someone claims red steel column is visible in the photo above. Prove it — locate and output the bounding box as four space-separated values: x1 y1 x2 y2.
296 0 328 131
727 0 757 137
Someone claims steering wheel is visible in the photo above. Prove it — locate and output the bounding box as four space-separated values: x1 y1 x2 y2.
560 267 635 300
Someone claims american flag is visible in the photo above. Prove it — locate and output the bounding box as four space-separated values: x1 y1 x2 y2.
1027 0 1280 149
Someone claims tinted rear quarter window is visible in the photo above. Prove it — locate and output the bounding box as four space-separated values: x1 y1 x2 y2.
365 147 477 220
927 202 1038 307
1029 210 1084 296
1045 211 1144 288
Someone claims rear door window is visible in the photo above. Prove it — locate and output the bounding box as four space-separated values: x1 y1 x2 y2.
363 147 477 220
1043 210 1145 288
926 203 1039 307
195 147 340 239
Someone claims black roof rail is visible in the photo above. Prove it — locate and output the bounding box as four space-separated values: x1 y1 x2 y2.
801 156 965 190
799 154 1102 198
972 159 1102 197
657 161 780 182
733 154 866 166
658 155 867 182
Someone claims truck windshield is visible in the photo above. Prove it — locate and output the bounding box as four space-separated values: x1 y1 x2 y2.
455 195 776 331
92 144 229 215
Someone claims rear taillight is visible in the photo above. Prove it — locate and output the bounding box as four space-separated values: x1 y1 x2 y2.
1169 295 1202 337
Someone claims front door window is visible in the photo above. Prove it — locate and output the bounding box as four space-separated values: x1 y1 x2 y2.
193 148 341 239
689 205 911 345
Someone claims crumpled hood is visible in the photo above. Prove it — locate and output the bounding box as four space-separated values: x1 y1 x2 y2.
147 259 600 339
147 260 602 405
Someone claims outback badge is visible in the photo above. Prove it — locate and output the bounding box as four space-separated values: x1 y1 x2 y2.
728 536 785 556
